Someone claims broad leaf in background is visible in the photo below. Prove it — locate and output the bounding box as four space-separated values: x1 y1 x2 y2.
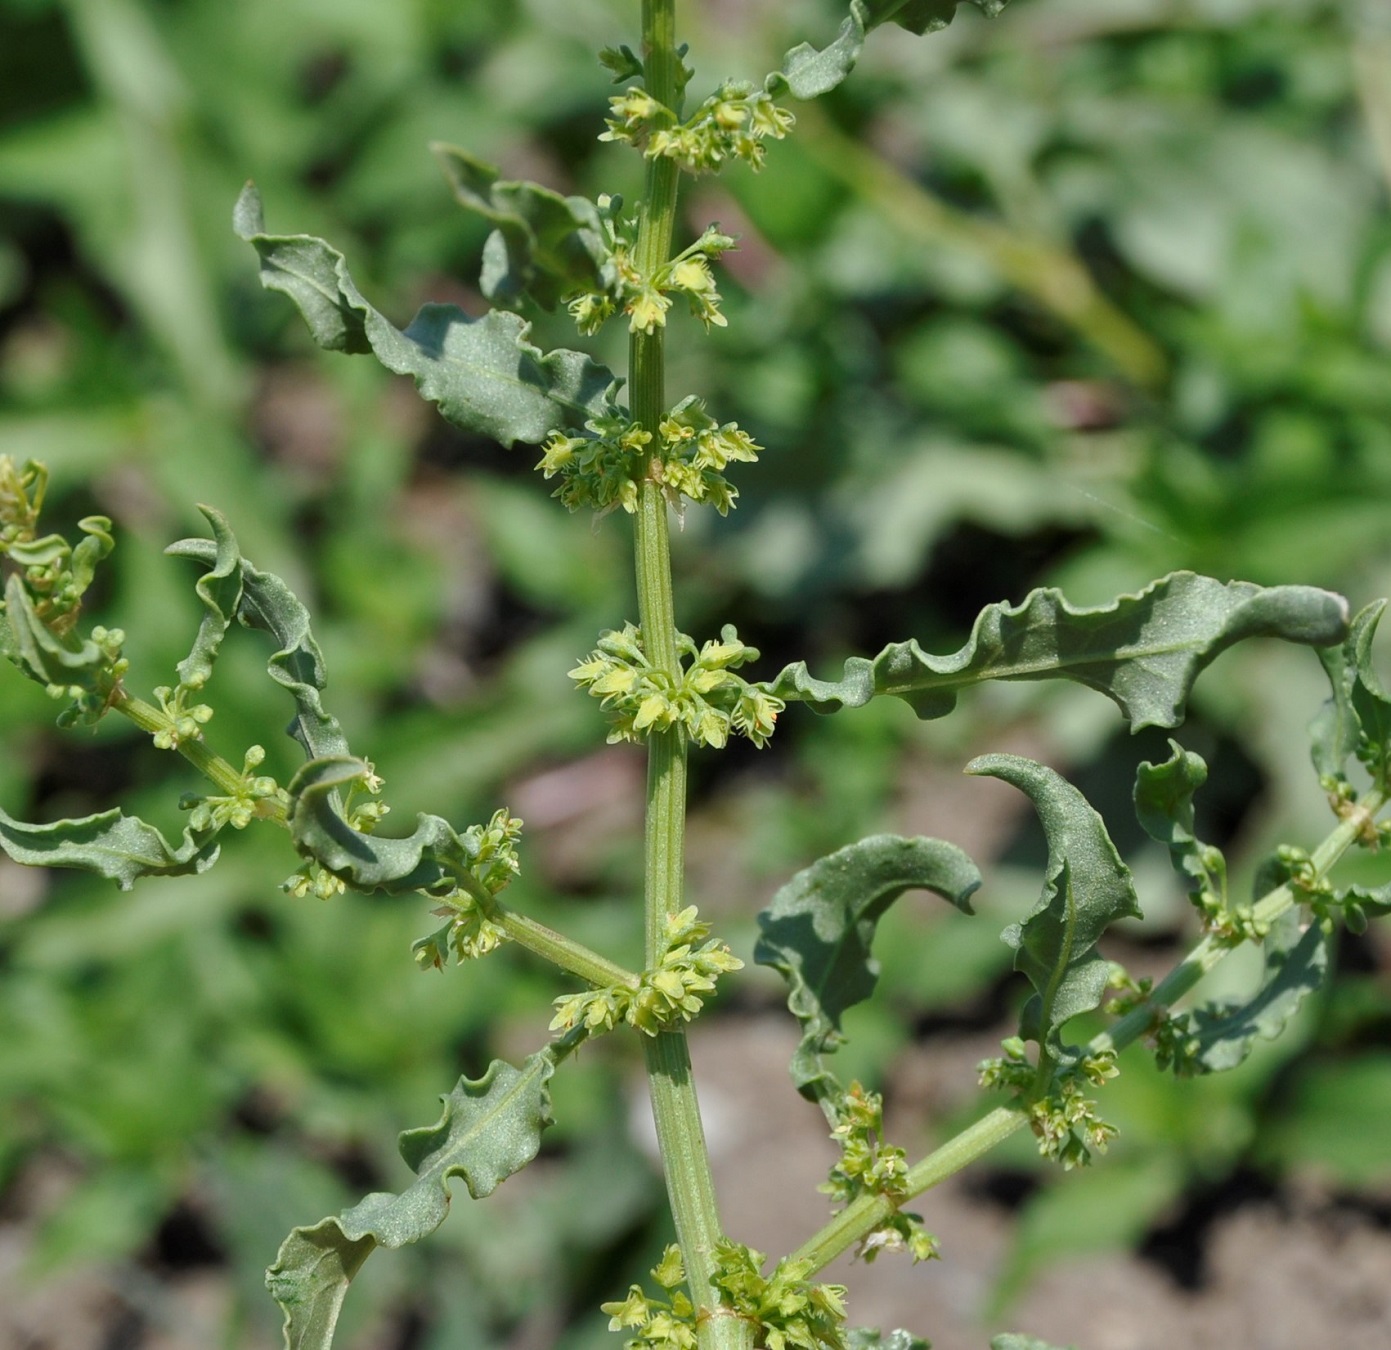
965 756 1140 1069
432 143 609 310
1157 910 1328 1077
763 574 1348 730
234 185 616 448
267 1043 566 1350
775 0 1012 100
168 529 350 761
755 834 980 1108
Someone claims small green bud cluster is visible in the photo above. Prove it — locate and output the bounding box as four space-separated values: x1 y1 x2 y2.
978 1038 1119 1170
50 625 129 727
602 81 794 175
538 394 759 519
711 1239 848 1350
550 905 742 1036
181 744 284 832
569 623 783 749
413 809 523 968
0 455 44 546
567 218 737 338
820 1083 937 1263
283 760 391 900
602 1244 697 1350
151 682 214 750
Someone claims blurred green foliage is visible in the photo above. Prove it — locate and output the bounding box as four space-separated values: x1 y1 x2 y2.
1 0 1389 1344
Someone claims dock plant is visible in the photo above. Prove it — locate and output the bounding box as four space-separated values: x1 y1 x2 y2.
2 4 1389 1349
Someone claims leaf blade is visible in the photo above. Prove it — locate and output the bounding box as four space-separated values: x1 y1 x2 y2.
754 834 980 1104
234 183 615 448
762 573 1348 732
966 755 1140 1067
266 1047 559 1350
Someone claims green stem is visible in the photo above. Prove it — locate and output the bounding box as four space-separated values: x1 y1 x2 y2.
112 688 282 814
495 902 640 991
789 789 1387 1277
629 6 747 1348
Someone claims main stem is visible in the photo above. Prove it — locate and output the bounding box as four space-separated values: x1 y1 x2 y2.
631 5 749 1349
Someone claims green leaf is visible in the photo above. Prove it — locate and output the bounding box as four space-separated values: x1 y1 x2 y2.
166 529 349 761
1134 741 1223 907
233 183 616 448
0 802 218 891
431 143 609 310
773 0 1012 100
965 755 1140 1068
754 835 980 1106
762 573 1349 732
287 755 490 895
1349 602 1391 787
1337 882 1391 936
2 573 107 687
174 505 244 691
1309 601 1391 788
845 1331 929 1350
267 1047 560 1350
1160 910 1328 1076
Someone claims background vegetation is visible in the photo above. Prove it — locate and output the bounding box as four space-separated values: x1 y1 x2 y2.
1 0 1389 1346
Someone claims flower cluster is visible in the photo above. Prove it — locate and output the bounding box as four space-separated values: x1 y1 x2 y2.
537 394 760 520
538 411 650 516
550 905 742 1037
283 761 391 901
711 1240 848 1350
567 220 737 338
602 1245 697 1350
978 1038 1119 1170
821 1083 938 1264
413 808 524 968
50 625 129 728
181 744 285 833
602 82 795 175
569 623 783 749
150 682 214 750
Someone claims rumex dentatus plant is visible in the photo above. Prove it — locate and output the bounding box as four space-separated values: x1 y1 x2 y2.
2 3 1390 1349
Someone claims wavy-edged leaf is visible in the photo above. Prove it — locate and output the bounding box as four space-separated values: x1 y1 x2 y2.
773 0 1011 100
762 573 1349 732
1161 910 1327 1076
288 755 486 896
1310 601 1391 787
431 143 608 310
166 530 348 761
174 506 243 690
1350 602 1391 787
845 1330 928 1350
267 1047 560 1350
966 756 1140 1068
234 183 615 448
2 573 108 686
754 835 980 1106
1134 741 1223 907
0 803 218 891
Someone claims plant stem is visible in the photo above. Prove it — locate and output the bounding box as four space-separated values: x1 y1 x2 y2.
495 903 640 991
789 789 1388 1277
112 688 282 811
630 6 748 1348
